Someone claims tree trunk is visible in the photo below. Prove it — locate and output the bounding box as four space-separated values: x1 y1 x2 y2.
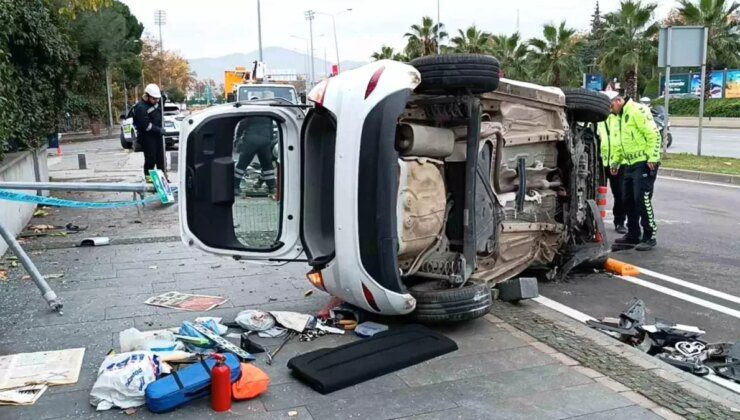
625 67 637 99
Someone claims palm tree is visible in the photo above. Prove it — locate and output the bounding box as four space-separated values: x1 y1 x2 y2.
490 32 529 80
600 1 659 99
371 45 396 61
527 21 581 86
450 25 492 53
678 0 739 98
404 16 448 58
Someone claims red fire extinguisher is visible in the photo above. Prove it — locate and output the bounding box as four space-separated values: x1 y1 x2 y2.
211 354 232 412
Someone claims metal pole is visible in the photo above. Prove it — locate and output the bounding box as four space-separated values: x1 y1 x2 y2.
662 27 672 155
331 15 340 70
307 11 316 88
158 22 163 86
257 0 263 62
436 0 441 54
0 181 157 193
0 221 63 313
106 67 114 136
697 27 708 156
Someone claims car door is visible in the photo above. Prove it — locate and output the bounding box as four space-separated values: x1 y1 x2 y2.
178 103 304 263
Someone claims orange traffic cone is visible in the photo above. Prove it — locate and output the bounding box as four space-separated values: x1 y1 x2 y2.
57 144 63 156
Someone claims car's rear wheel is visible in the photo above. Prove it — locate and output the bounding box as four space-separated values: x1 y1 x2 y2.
120 130 132 149
562 88 611 123
409 280 492 323
410 54 501 95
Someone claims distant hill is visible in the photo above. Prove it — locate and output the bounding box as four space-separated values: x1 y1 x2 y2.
188 46 367 81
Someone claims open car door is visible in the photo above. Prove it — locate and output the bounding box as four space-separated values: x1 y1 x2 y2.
178 103 304 264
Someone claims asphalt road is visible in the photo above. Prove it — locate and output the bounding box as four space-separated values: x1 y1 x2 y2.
670 127 740 158
541 176 740 343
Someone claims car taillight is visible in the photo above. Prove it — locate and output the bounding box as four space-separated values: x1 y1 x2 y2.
308 79 329 106
306 269 326 291
365 66 385 99
361 283 381 312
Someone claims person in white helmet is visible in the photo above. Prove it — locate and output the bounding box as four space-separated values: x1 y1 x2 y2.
639 97 652 107
132 83 167 181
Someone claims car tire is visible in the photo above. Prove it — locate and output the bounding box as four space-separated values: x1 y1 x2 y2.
409 280 493 323
410 54 501 95
561 88 611 123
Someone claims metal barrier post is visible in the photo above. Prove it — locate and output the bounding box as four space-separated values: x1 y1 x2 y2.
0 221 63 314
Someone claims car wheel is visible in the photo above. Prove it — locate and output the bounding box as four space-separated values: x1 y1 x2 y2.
410 54 501 95
561 88 611 123
409 280 493 323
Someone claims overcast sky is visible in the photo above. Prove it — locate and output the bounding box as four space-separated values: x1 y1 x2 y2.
122 0 678 63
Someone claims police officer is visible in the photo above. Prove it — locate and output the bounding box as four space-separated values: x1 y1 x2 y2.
133 84 167 182
608 94 661 251
233 116 277 197
598 91 627 234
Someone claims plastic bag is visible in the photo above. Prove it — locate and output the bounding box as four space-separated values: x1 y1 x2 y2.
119 328 180 352
89 351 160 411
235 310 275 331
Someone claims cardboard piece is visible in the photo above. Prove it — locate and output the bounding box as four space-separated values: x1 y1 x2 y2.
0 348 85 390
144 291 228 312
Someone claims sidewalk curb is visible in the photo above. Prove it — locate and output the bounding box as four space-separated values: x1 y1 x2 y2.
660 168 740 185
60 133 118 144
671 117 740 129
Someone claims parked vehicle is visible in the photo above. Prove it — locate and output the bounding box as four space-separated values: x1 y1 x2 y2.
178 54 611 323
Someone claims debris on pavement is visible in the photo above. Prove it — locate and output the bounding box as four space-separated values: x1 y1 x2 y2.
234 309 275 331
231 363 269 400
0 384 48 406
0 348 85 390
0 269 7 282
44 273 64 280
355 321 389 338
588 298 740 383
603 258 640 276
79 236 110 247
89 351 160 411
144 291 228 312
32 208 49 218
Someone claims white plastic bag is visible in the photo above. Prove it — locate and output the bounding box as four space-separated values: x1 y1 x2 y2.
89 351 160 411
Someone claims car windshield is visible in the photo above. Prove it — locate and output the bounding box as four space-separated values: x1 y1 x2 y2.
238 86 297 104
163 105 180 115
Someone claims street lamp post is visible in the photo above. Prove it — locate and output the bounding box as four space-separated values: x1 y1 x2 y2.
154 10 166 86
257 0 263 61
313 9 352 73
304 10 316 88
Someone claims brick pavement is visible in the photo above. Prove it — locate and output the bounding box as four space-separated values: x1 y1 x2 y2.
1 141 737 418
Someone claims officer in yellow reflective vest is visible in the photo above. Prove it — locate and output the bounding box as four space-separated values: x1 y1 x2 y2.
597 91 627 235
606 94 661 251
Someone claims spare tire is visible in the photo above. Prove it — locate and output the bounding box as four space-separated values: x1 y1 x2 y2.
562 88 611 123
409 280 492 323
411 54 500 95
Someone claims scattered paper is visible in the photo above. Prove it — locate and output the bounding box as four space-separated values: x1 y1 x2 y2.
270 311 312 333
144 291 228 312
0 269 7 282
0 348 85 390
288 410 298 417
45 273 64 280
0 384 48 406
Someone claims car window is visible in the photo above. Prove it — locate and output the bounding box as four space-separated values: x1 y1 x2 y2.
237 86 297 104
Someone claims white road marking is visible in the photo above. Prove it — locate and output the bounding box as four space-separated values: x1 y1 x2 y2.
532 296 594 323
658 176 740 189
619 275 740 319
705 373 740 394
635 266 740 306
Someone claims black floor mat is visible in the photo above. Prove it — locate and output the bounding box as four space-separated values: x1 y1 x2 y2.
287 324 458 394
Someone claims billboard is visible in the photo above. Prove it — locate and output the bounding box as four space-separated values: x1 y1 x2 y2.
690 71 725 98
585 74 605 91
726 70 740 99
659 74 691 95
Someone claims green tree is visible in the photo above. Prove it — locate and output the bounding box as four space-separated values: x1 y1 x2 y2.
371 45 396 60
450 25 492 53
404 16 448 58
527 21 582 86
0 0 74 157
490 33 529 80
600 1 659 98
677 0 740 98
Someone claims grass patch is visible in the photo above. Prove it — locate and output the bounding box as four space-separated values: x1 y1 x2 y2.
662 153 740 175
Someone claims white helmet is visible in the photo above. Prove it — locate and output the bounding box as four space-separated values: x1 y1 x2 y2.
602 91 619 101
639 97 651 106
144 83 161 99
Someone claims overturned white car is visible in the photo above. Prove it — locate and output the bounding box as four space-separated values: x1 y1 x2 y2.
179 54 611 322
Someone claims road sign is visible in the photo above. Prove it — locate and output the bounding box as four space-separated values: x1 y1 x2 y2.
659 74 690 95
658 26 705 68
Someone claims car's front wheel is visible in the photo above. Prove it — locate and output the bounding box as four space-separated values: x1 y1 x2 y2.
120 129 132 149
409 280 492 323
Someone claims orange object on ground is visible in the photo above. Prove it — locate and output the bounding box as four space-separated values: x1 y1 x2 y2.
232 363 270 400
604 258 640 276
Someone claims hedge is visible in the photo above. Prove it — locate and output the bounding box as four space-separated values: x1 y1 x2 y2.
666 98 740 118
